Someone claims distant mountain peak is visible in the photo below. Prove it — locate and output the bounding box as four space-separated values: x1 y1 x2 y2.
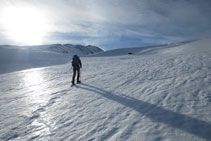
47 44 103 56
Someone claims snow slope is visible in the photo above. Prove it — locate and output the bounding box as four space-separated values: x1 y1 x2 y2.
0 39 211 140
0 44 103 74
90 41 191 57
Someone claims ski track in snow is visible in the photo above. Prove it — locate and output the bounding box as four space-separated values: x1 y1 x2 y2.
0 40 211 140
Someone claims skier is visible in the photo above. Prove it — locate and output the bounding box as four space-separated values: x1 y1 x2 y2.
71 54 82 85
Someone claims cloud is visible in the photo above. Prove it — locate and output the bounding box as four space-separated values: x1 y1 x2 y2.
0 0 211 49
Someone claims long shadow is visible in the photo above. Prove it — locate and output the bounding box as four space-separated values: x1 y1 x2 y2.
78 83 211 140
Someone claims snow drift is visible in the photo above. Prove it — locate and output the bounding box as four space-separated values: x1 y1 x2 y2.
0 39 211 141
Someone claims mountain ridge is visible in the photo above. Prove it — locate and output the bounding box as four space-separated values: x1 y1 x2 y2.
0 43 103 74
0 43 104 56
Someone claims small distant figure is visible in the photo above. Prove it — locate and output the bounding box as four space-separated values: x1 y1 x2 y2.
71 54 82 85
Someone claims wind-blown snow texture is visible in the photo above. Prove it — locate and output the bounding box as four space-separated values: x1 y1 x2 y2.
0 39 211 140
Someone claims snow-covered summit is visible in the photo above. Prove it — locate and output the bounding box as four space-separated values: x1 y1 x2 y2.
47 44 103 55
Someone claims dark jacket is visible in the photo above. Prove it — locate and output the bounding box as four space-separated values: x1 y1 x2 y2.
72 56 82 69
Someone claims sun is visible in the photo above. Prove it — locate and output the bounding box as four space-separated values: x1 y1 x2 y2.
1 7 48 45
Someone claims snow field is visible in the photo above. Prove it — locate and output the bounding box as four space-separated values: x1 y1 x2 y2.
0 39 211 140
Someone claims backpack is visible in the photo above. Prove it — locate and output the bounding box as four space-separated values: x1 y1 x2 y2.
72 55 80 66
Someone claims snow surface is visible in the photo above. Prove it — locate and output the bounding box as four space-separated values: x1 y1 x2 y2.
0 39 211 140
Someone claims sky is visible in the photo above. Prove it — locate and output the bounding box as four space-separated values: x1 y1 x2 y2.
0 0 211 50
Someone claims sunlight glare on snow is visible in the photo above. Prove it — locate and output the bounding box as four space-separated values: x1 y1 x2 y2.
1 6 48 45
23 70 53 137
23 70 48 103
23 71 43 87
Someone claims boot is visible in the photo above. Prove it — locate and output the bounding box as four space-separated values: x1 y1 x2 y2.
72 81 75 85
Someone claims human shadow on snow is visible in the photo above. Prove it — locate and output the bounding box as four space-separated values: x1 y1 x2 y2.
78 83 211 140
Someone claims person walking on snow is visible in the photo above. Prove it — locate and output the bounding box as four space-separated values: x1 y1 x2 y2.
71 54 82 85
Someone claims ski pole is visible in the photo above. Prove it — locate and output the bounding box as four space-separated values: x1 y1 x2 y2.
80 68 82 82
70 66 73 72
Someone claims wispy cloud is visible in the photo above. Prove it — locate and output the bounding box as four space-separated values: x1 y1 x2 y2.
0 0 211 49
